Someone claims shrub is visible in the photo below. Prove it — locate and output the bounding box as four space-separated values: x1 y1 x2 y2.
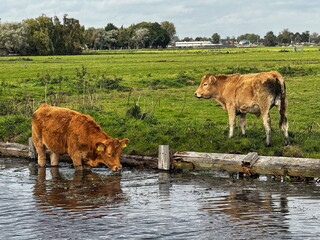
278 65 315 77
0 115 31 143
225 66 260 74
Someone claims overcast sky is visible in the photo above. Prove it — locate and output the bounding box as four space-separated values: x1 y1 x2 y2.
1 0 319 38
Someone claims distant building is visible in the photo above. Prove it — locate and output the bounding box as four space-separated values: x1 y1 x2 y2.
175 41 222 48
239 40 250 45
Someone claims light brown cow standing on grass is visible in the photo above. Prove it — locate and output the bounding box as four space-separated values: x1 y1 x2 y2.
194 71 289 146
32 104 129 171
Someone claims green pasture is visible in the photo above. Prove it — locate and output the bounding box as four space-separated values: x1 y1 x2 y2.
0 47 320 158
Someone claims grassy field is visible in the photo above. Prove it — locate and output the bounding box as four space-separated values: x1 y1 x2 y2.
0 47 320 158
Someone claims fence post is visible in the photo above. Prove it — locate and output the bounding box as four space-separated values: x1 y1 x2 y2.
158 145 171 170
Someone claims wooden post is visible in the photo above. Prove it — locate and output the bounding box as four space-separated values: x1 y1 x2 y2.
242 152 259 177
158 145 171 170
242 152 259 167
28 137 37 159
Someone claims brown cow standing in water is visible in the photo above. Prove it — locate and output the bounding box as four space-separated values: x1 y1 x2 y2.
194 71 289 146
32 104 129 171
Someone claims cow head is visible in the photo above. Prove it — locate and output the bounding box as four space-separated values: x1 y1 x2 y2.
86 138 129 171
194 74 217 99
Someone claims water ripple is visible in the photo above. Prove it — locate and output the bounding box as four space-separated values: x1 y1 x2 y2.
1 159 320 239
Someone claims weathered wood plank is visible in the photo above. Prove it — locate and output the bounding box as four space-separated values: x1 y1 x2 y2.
0 142 29 158
173 151 245 172
242 152 259 167
2 141 320 177
172 151 320 178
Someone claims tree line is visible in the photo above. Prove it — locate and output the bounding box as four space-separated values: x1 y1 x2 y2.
0 14 319 56
0 14 175 55
186 29 319 46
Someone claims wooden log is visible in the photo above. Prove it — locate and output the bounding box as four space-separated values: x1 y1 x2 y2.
0 141 158 169
172 151 320 178
0 142 29 158
158 145 171 170
3 141 320 178
173 151 245 172
121 154 158 169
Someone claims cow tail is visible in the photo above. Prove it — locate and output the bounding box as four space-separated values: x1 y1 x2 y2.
278 77 287 129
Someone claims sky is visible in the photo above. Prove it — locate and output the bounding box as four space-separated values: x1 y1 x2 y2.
1 0 320 39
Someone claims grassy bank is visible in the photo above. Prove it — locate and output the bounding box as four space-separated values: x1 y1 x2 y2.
0 47 320 158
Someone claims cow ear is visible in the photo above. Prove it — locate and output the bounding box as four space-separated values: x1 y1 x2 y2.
209 75 216 84
120 138 129 148
96 142 105 152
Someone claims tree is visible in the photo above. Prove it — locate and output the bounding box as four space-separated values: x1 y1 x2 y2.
94 28 108 50
195 37 209 41
310 32 320 44
62 15 85 54
264 31 277 46
301 31 310 43
84 27 99 49
277 28 293 45
105 29 119 49
237 33 260 44
293 32 302 44
131 28 149 48
51 16 66 54
24 15 54 55
0 22 29 55
160 21 176 43
149 23 170 48
117 26 130 49
182 37 193 41
105 23 118 32
211 33 220 44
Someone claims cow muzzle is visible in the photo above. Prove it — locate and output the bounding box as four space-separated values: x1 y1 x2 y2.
111 164 122 171
194 92 202 98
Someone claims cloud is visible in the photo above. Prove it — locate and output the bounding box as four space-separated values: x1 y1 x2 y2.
1 0 320 38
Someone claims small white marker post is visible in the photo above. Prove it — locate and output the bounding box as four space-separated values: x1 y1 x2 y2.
158 145 171 170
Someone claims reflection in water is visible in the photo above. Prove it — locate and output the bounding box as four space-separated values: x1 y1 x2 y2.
1 158 320 239
33 167 124 218
200 188 290 238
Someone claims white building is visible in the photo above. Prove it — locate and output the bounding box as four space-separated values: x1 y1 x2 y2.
175 41 222 48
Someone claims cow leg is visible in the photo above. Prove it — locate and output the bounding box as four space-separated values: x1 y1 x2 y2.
239 113 247 136
50 152 59 166
70 152 84 171
32 130 46 167
262 111 272 146
228 110 236 138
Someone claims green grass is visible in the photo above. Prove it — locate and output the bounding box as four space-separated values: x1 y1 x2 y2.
0 47 320 158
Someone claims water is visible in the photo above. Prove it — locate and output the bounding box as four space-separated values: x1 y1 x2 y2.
1 158 320 240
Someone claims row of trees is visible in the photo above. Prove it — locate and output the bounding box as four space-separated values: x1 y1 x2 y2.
85 21 175 50
1 14 320 55
185 29 320 46
0 14 175 55
0 15 84 55
263 29 320 46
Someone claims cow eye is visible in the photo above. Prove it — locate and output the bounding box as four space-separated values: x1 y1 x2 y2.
203 83 208 87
